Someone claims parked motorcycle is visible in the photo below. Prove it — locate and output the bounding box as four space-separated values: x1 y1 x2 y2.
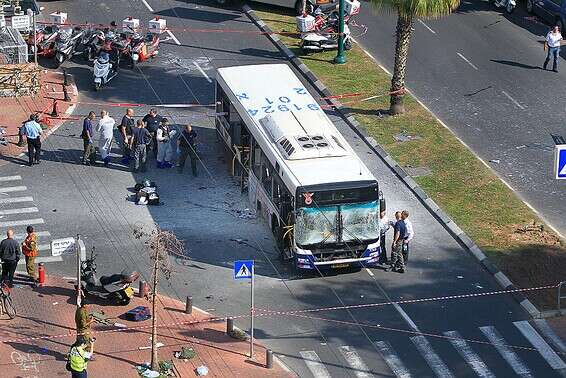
80 249 139 305
93 51 119 91
492 0 515 13
53 27 85 67
27 25 59 59
124 32 161 68
82 28 106 61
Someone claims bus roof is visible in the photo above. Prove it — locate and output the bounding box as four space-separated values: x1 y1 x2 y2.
216 64 376 192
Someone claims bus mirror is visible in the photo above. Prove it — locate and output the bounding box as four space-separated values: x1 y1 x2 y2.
379 198 386 212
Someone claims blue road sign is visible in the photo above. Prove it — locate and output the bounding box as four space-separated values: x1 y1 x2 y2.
234 260 254 280
556 145 566 180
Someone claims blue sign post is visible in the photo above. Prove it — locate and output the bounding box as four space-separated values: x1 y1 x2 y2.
234 260 255 359
555 145 566 180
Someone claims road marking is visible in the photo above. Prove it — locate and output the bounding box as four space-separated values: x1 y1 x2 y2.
479 326 532 378
533 319 566 354
374 341 412 378
14 230 51 240
410 336 454 378
457 53 479 70
418 19 436 34
0 175 21 182
444 330 495 378
501 90 525 110
0 186 27 193
17 256 63 265
194 60 212 83
299 351 331 378
141 0 154 12
393 303 420 332
514 320 566 370
166 30 181 46
0 218 44 228
0 207 38 216
338 346 372 377
365 268 374 277
0 196 34 204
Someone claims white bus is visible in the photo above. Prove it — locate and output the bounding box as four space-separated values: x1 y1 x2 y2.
215 63 383 271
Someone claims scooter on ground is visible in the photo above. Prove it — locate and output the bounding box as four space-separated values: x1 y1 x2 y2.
27 25 59 59
80 248 139 305
53 27 85 67
93 51 119 91
492 0 515 13
124 32 161 68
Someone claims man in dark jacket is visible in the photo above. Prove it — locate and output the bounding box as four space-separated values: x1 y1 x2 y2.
142 108 161 157
0 229 21 287
82 112 96 165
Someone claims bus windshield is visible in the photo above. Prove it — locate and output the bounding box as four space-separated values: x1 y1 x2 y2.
295 205 338 246
341 201 379 243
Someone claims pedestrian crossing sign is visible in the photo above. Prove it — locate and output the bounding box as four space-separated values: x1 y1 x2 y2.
555 145 566 180
234 260 254 280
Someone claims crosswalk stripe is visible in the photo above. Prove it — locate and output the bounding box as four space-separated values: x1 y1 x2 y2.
443 330 495 378
513 320 566 370
17 256 63 265
338 346 372 378
374 341 412 378
0 218 44 228
0 196 34 204
479 326 533 378
0 175 22 182
0 207 39 215
533 319 566 354
410 336 454 378
0 186 27 193
14 230 51 240
299 351 331 378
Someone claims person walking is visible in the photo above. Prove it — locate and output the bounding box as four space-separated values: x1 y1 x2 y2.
22 114 43 166
401 210 414 264
543 25 563 72
119 108 135 164
129 119 151 173
0 229 21 287
81 112 97 165
156 118 173 169
96 110 116 167
75 300 95 349
142 108 162 157
177 124 198 176
386 211 406 273
21 225 38 284
67 338 94 378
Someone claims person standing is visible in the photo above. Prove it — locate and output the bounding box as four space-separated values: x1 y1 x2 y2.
119 108 135 164
68 338 94 378
75 300 95 349
401 210 414 264
0 229 21 287
177 124 198 176
96 110 116 167
378 211 395 264
156 118 173 169
129 120 151 173
142 108 162 157
543 25 563 72
21 226 38 284
81 112 97 165
22 114 43 166
387 211 406 273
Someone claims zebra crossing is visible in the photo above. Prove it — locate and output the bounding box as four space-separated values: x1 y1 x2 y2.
295 320 566 377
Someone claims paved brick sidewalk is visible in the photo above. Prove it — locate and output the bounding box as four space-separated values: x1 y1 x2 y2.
0 275 291 377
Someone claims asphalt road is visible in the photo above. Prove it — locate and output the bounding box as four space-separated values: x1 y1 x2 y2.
355 0 566 237
1 0 564 377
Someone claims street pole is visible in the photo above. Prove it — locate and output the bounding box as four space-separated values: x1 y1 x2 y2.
334 0 346 64
75 234 81 307
249 262 255 359
32 11 37 65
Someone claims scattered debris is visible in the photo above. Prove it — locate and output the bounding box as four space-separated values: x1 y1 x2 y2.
159 360 174 376
52 209 57 212
139 342 164 350
113 322 127 328
136 363 160 378
196 365 209 376
228 328 248 341
404 166 432 177
515 145 526 149
457 276 464 279
489 159 500 164
174 346 197 360
236 208 256 219
394 132 421 142
473 283 484 289
515 221 544 234
52 302 58 305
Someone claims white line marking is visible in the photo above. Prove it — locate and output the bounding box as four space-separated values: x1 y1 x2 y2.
514 321 566 370
457 53 479 70
140 0 154 12
501 90 525 110
14 230 51 240
418 19 436 34
166 30 181 46
479 326 532 378
0 207 39 216
0 196 34 204
0 186 27 193
299 350 331 378
0 175 21 182
194 60 212 83
410 336 454 378
533 319 566 354
338 346 372 377
17 256 63 265
393 303 420 332
374 341 412 378
444 330 495 378
365 268 374 277
0 218 44 228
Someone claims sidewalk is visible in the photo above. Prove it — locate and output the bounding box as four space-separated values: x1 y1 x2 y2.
0 275 291 377
0 68 78 162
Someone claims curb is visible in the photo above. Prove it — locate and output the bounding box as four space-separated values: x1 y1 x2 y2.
242 5 543 319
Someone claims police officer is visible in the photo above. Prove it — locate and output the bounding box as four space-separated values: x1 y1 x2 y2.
68 338 94 377
142 108 162 157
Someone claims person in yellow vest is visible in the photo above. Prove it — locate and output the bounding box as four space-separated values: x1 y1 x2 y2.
21 225 38 283
68 338 94 378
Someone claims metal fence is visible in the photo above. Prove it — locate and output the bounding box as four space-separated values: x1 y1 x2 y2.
0 25 28 64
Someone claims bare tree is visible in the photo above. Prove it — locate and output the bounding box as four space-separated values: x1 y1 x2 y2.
134 224 185 371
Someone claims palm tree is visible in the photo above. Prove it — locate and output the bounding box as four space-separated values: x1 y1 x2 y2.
371 0 461 115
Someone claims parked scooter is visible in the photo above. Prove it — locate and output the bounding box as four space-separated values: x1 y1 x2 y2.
27 25 59 59
491 0 515 13
80 249 139 305
53 27 85 67
124 32 161 68
93 51 118 91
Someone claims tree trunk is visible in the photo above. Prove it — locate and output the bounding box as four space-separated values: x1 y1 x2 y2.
389 14 414 115
150 252 159 371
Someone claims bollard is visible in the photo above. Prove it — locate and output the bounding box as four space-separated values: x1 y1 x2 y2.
265 349 273 369
38 263 45 287
139 280 149 298
63 68 68 86
185 296 192 314
51 99 58 117
226 318 234 334
63 86 70 102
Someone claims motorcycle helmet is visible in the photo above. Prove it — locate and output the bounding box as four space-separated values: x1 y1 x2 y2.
98 51 110 63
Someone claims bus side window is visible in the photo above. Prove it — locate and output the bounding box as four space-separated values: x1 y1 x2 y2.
261 152 273 197
252 140 262 178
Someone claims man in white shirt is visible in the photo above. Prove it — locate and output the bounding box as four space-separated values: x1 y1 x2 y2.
544 25 563 72
378 211 396 264
401 210 414 264
96 110 116 166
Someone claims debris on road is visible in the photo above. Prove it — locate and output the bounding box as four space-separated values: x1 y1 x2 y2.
174 346 197 360
196 365 209 376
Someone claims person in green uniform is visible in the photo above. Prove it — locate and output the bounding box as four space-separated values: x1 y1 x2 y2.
75 301 95 349
68 338 94 378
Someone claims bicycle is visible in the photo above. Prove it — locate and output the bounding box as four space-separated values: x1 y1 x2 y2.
0 283 16 319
